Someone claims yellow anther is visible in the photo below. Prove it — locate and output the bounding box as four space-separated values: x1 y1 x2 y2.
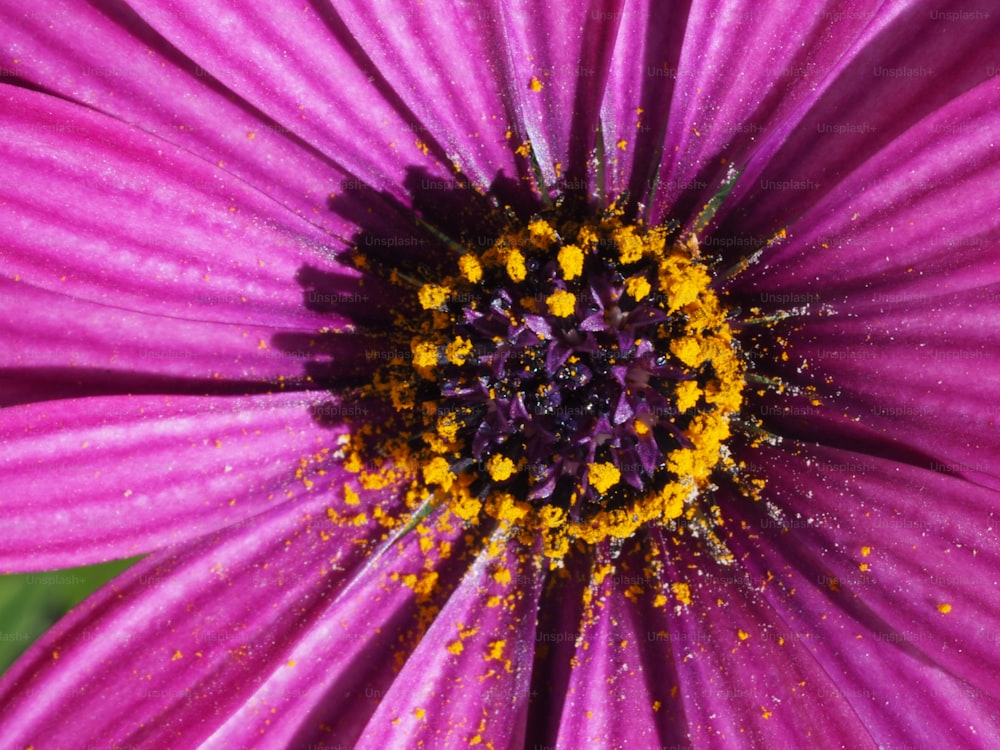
588 462 621 494
422 456 455 491
546 289 576 317
487 455 516 482
557 244 585 280
506 248 527 282
445 337 474 365
675 380 701 412
411 339 440 369
528 219 557 245
458 254 483 283
418 284 450 310
624 276 651 300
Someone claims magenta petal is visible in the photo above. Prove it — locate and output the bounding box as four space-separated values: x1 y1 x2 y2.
353 538 545 748
0 86 361 332
0 487 413 746
0 280 322 398
546 560 687 748
599 0 691 204
114 0 456 197
0 0 448 212
730 74 1000 300
469 0 625 187
715 0 1000 235
722 443 1000 743
649 0 889 221
313 0 523 190
0 391 337 569
186 522 446 747
1 2 340 231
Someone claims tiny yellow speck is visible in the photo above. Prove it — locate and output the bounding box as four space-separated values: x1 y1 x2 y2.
737 629 749 641
529 76 543 92
344 485 360 505
172 650 183 661
861 546 871 557
617 139 628 151
937 603 952 614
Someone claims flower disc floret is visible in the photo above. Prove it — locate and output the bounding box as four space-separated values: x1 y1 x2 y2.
352 203 746 558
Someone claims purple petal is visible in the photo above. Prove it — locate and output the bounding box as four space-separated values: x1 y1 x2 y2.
1 0 454 209
729 74 1000 302
352 538 544 748
0 486 424 746
0 280 332 401
304 0 525 191
712 0 1000 235
722 442 1000 743
0 86 368 332
598 0 691 204
470 0 625 188
645 0 889 221
0 391 339 569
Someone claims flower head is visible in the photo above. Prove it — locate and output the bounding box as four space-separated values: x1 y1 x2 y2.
2 1 1000 748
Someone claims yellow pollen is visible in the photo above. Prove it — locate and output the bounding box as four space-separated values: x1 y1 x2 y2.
529 76 543 92
487 455 516 482
672 582 692 605
588 462 621 494
506 248 527 282
528 218 558 244
445 337 474 365
538 505 565 528
557 244 585 280
418 284 450 310
458 254 483 283
614 225 645 264
422 456 455 490
675 380 701 413
546 289 577 317
411 339 440 369
343 485 360 506
670 335 704 368
624 276 651 300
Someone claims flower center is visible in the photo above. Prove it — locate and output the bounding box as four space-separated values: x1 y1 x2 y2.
345 202 746 559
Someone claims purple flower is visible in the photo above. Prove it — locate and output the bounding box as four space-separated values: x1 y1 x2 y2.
2 1 999 747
